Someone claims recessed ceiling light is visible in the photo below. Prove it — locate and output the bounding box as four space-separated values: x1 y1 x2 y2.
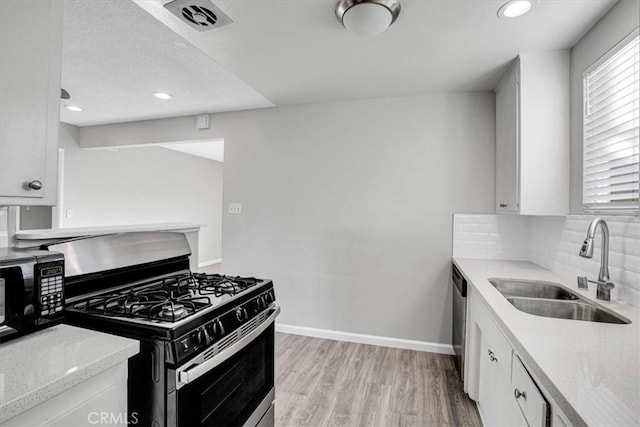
498 0 534 19
153 92 173 100
65 105 83 112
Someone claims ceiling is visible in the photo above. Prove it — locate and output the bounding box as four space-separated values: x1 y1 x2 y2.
60 0 616 127
60 0 273 126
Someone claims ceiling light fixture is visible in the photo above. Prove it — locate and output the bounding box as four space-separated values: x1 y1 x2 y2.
65 105 83 112
153 92 174 100
497 0 534 19
336 0 401 37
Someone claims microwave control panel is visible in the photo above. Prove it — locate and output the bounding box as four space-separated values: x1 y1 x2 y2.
36 261 65 318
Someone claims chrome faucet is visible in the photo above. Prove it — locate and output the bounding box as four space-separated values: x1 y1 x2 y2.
577 218 615 301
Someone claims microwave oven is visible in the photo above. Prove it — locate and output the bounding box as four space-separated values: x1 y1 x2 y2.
0 248 65 342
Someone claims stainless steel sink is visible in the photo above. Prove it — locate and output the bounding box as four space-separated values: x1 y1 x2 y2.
488 277 631 324
506 298 631 324
489 278 579 300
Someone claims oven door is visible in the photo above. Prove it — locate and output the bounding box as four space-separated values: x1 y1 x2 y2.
172 306 279 427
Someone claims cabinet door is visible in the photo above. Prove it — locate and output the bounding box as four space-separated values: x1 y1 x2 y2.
495 62 520 213
0 0 62 203
478 335 525 426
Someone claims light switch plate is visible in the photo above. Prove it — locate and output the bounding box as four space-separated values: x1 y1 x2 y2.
196 114 210 129
228 203 242 215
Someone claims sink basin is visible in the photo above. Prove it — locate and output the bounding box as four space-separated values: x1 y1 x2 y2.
506 297 631 324
489 278 579 300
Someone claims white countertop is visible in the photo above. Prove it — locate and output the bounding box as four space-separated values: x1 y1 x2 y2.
453 258 640 427
14 222 203 240
0 325 139 423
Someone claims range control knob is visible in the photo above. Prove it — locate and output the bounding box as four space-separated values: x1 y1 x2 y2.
264 292 274 304
235 307 248 322
211 319 225 338
197 327 211 347
255 296 266 311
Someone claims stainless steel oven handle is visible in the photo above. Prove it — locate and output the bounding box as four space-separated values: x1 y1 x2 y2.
176 306 280 388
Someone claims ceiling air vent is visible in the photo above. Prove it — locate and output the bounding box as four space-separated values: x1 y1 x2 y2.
163 0 233 32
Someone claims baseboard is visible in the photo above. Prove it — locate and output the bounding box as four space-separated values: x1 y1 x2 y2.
275 323 455 355
198 258 222 268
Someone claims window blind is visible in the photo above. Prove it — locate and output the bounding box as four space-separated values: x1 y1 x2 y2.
583 34 639 213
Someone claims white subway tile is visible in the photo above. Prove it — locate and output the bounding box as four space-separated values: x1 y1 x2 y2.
453 214 639 307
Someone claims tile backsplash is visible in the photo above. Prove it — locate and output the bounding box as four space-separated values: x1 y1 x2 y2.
453 214 529 260
453 213 640 307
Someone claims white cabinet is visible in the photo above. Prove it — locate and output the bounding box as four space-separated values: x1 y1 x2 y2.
512 355 552 427
478 334 524 426
470 291 524 426
1 362 129 427
495 53 570 215
495 59 520 213
467 289 565 427
0 0 63 206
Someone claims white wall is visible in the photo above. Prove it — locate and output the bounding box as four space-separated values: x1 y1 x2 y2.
0 207 7 247
218 93 495 345
569 0 640 213
59 123 223 263
76 92 496 345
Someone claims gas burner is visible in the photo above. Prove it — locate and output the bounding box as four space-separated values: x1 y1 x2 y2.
158 302 188 320
123 295 148 313
75 274 213 323
160 273 198 293
193 273 260 297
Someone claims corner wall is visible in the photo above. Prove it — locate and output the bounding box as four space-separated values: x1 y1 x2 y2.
59 123 223 263
218 93 496 345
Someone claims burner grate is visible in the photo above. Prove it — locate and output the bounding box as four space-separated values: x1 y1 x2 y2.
73 273 211 322
193 273 259 296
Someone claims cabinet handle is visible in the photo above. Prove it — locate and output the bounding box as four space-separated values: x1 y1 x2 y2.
514 388 527 400
27 180 43 190
499 203 508 208
487 349 498 363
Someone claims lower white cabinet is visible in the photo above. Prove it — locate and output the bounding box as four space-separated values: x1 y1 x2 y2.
467 288 566 427
512 355 550 427
478 334 524 426
2 362 129 427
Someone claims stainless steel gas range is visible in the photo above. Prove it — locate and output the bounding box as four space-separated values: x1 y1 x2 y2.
45 232 279 427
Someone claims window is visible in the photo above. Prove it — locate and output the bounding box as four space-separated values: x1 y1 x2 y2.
583 32 639 213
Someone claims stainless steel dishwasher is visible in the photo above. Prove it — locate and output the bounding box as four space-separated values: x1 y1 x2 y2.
452 264 467 380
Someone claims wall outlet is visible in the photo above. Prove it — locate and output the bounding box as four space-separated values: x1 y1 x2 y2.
228 203 242 215
65 209 73 219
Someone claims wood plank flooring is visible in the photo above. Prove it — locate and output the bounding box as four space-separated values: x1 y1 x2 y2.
275 333 482 427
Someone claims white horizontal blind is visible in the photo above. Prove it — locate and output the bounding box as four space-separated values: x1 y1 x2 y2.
583 33 639 213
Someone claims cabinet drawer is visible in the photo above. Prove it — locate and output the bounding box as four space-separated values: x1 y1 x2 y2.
512 355 550 426
474 299 513 379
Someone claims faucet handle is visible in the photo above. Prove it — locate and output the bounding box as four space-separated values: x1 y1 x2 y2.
601 281 615 290
577 276 589 289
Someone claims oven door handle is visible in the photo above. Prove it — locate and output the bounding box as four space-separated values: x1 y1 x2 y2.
176 305 280 389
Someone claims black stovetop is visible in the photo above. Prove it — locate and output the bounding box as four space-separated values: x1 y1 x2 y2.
65 272 273 341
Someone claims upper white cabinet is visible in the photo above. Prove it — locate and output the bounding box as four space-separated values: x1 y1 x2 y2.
495 53 570 215
0 0 63 206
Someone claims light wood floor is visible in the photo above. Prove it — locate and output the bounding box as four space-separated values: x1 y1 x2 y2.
275 333 482 427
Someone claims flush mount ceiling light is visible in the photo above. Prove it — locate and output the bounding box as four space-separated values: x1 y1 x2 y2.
153 92 174 100
497 0 535 19
65 105 83 112
336 0 401 37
